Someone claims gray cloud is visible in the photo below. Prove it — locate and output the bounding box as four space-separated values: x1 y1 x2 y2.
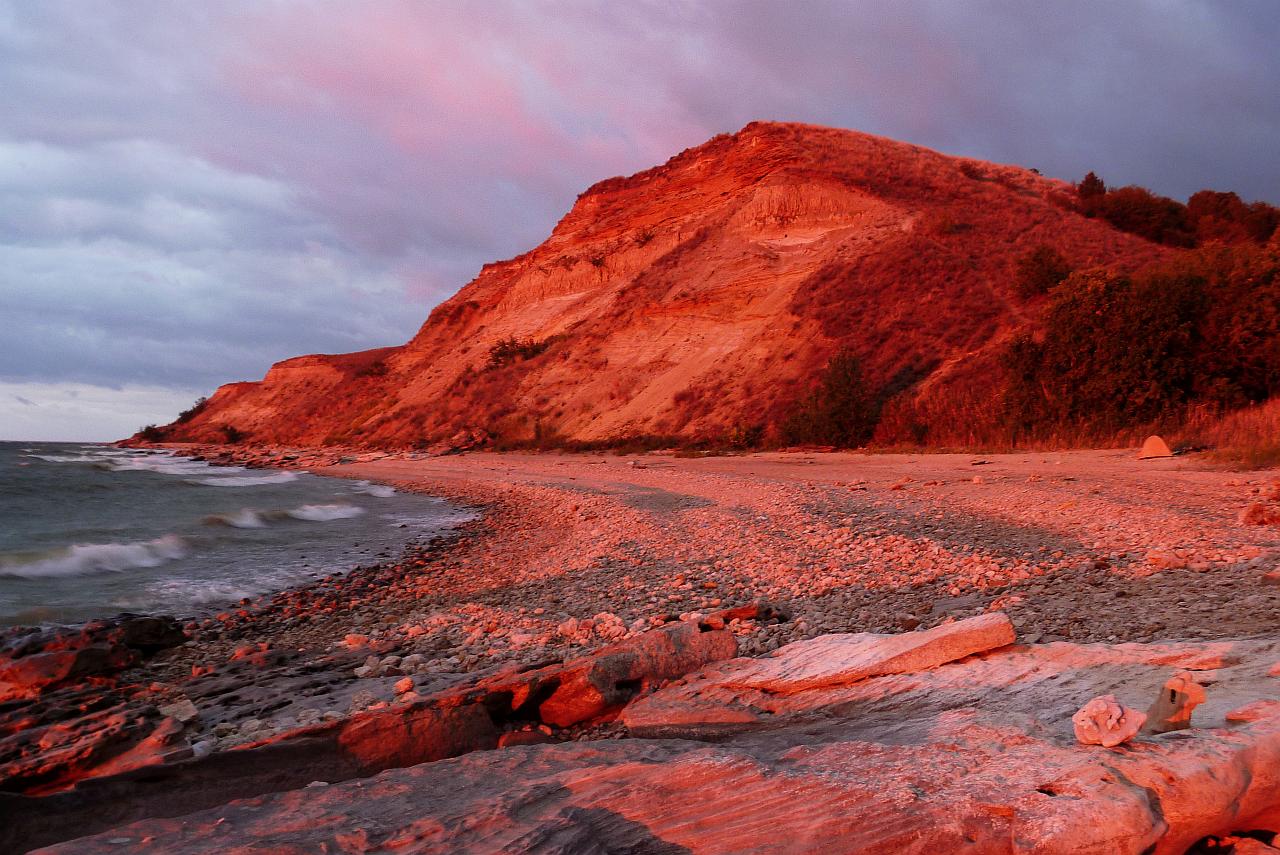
1 1 1277 439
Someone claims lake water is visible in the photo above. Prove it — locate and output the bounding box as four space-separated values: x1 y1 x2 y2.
0 442 471 626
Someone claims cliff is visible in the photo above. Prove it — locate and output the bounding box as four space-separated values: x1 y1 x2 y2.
157 122 1166 447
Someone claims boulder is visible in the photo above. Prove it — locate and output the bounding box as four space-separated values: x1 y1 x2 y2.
479 618 738 727
0 704 190 796
1 617 740 850
620 632 1277 749
1144 670 1206 733
1073 694 1146 746
717 611 1015 695
1242 502 1280 526
0 615 186 701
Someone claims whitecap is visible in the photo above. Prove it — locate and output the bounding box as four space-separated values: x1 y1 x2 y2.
203 509 266 528
0 535 188 578
352 480 397 498
192 472 298 487
111 457 231 477
287 504 364 522
24 453 99 463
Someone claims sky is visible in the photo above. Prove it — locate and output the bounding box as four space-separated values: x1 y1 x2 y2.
2 1 1278 441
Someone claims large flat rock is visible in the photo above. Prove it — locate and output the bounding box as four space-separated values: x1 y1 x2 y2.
716 611 1015 694
41 636 1280 854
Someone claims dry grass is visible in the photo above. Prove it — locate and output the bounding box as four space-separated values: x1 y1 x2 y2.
1173 399 1280 470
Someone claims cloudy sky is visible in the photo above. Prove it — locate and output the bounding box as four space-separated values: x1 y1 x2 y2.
2 1 1277 441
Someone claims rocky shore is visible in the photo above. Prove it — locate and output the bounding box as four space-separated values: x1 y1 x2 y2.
3 446 1280 852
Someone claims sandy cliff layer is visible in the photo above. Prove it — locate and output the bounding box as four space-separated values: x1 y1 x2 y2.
160 122 1165 447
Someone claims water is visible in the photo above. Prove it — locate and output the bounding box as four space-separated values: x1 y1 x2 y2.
0 442 472 626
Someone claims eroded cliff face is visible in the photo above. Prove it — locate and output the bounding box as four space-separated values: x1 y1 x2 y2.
159 122 1165 447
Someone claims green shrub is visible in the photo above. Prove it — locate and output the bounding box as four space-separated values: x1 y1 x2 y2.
486 336 551 369
782 350 878 447
220 424 247 444
1003 269 1202 434
723 422 764 449
1002 243 1280 439
1014 245 1072 298
175 397 208 424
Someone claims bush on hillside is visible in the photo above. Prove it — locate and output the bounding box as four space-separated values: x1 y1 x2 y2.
1077 172 1106 200
1187 190 1280 245
781 350 878 447
1081 184 1195 247
220 424 247 444
723 422 764 449
1014 245 1073 298
1002 268 1202 434
1077 174 1279 248
486 336 551 369
175 397 208 424
1002 242 1280 438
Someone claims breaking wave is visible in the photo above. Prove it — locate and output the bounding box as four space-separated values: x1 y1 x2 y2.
104 457 224 477
0 535 188 579
202 509 268 529
191 472 298 487
204 503 365 527
287 504 364 522
352 480 397 498
24 453 99 463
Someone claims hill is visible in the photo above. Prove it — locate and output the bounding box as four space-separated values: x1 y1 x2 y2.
150 122 1210 449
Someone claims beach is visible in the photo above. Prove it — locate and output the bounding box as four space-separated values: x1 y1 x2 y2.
5 447 1280 850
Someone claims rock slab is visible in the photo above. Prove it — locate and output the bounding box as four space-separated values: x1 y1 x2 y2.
714 611 1014 694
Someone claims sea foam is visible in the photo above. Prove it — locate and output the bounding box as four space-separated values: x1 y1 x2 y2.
0 535 188 578
287 504 364 522
192 472 299 487
352 480 397 498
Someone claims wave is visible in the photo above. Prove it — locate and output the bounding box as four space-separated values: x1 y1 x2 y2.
287 504 364 522
202 509 267 529
24 453 99 463
191 472 298 487
0 535 188 579
110 458 230 477
203 502 364 527
352 480 397 498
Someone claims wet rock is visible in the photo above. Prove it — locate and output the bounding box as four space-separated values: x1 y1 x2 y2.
0 647 117 700
0 615 186 702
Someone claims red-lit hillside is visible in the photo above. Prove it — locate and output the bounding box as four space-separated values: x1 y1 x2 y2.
155 122 1173 448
